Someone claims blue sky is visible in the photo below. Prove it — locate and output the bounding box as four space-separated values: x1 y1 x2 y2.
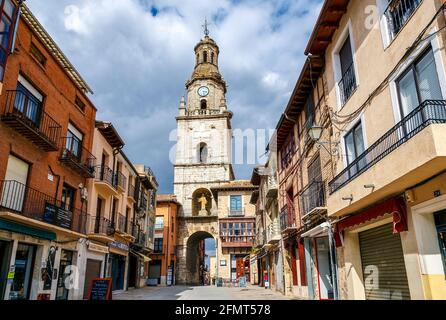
26 0 323 194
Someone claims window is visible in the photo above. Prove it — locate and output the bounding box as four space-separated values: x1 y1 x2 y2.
0 0 16 80
304 96 315 131
230 195 243 216
198 142 208 163
280 134 295 169
61 184 75 212
344 121 365 178
219 221 255 243
29 42 46 67
338 35 357 105
397 47 443 118
154 238 163 253
384 0 422 40
434 211 446 274
14 77 43 126
66 123 83 158
74 95 85 112
211 52 214 64
155 216 164 230
200 99 207 110
203 51 208 63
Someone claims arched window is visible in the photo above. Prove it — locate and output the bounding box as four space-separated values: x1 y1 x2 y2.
198 142 208 163
203 51 208 63
211 52 215 64
200 100 207 110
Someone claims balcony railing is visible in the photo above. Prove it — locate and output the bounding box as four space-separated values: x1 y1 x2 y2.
338 62 357 105
91 216 114 235
94 165 115 187
1 90 61 151
280 205 297 231
384 0 422 40
329 100 446 194
128 184 136 199
114 171 127 192
59 137 96 178
116 214 128 233
229 208 245 217
155 223 164 230
300 181 326 217
220 235 254 247
0 180 88 234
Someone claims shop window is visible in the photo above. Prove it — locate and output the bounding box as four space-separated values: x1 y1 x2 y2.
0 0 17 81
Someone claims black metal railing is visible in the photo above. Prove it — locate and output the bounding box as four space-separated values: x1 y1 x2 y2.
338 62 357 105
92 216 114 235
300 181 326 216
128 184 135 199
59 137 96 177
94 165 115 186
280 205 296 231
384 0 422 39
116 214 128 233
114 171 127 191
329 100 446 194
1 90 61 149
0 180 88 234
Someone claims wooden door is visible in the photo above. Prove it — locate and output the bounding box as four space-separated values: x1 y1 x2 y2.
236 257 245 279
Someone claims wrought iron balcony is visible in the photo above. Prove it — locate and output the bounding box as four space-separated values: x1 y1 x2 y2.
1 90 61 151
338 62 357 105
300 180 327 220
128 184 136 200
114 171 127 192
94 165 115 187
59 137 96 178
0 180 88 234
280 205 297 232
384 0 422 40
91 216 114 236
228 208 245 217
329 100 446 194
116 214 128 234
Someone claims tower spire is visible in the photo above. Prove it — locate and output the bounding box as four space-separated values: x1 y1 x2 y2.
202 18 210 37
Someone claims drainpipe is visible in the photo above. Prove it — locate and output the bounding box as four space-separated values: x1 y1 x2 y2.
10 0 25 55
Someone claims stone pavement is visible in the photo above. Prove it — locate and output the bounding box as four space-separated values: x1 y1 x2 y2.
114 285 294 300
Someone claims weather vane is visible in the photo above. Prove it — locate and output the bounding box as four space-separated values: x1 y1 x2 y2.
202 18 210 36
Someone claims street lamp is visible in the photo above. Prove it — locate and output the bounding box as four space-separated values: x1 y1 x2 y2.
308 125 323 141
308 125 339 155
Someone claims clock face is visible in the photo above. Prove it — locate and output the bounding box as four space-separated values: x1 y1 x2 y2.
198 86 209 97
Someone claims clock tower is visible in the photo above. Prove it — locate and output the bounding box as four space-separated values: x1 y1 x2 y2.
174 27 235 284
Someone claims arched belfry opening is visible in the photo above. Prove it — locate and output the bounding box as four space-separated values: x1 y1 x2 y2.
185 231 215 285
211 52 215 64
192 188 212 216
197 142 208 164
200 99 207 110
203 51 208 63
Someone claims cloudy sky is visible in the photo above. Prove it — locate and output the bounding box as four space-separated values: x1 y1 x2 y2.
26 0 323 194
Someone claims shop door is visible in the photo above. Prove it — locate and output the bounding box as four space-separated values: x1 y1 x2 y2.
359 223 410 300
83 259 102 299
56 250 74 300
9 243 36 300
315 237 334 300
128 254 137 288
148 260 161 284
111 255 126 291
0 240 12 299
1 155 29 211
235 257 245 279
434 211 446 273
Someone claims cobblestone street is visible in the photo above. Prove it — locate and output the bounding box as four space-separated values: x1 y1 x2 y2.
114 285 293 300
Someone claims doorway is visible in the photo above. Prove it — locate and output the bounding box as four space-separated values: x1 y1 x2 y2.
56 250 74 300
0 240 12 299
315 237 334 300
9 243 36 300
83 259 102 299
110 254 126 291
128 254 137 288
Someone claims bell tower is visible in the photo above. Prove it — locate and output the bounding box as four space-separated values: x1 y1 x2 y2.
174 24 235 285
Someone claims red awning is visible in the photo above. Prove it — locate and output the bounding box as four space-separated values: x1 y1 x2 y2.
335 197 408 247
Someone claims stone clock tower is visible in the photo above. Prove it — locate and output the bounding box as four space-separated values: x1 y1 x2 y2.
174 28 235 284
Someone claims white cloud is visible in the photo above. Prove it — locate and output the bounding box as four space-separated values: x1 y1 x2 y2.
26 0 323 193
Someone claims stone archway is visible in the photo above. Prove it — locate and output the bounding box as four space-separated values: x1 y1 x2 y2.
176 219 218 285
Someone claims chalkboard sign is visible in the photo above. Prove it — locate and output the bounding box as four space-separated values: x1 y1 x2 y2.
88 278 112 300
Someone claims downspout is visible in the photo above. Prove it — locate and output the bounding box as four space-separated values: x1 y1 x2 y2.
10 0 24 55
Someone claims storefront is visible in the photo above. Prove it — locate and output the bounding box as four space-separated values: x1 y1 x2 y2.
107 239 129 292
81 241 108 299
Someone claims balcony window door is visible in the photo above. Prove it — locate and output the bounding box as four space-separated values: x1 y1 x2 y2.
154 238 163 253
61 184 75 212
397 47 444 133
66 123 83 160
338 35 357 104
1 155 29 212
14 76 43 126
344 121 365 178
0 0 16 80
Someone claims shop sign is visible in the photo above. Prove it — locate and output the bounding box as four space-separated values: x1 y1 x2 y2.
88 242 109 254
109 241 129 252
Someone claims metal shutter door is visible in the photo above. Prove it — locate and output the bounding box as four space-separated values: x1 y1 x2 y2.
359 223 410 300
